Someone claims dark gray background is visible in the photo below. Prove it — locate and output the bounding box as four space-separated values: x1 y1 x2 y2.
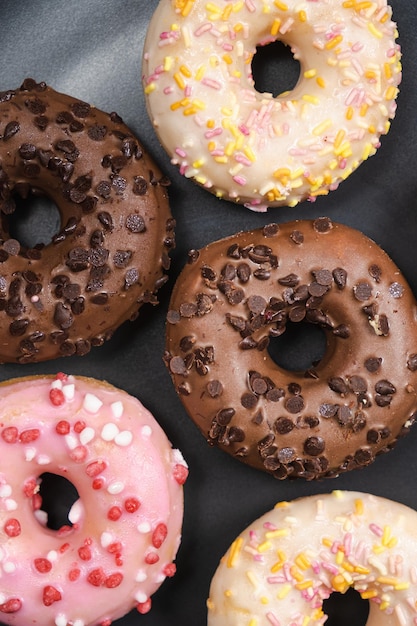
0 1 417 624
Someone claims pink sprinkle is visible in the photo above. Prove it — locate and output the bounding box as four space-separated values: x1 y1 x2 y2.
194 23 212 37
175 148 187 158
163 86 174 95
233 175 247 186
222 43 233 52
369 523 383 537
238 124 250 136
266 575 286 584
205 128 223 139
235 154 252 167
339 157 347 169
266 612 281 626
352 41 364 53
201 78 221 90
245 0 256 12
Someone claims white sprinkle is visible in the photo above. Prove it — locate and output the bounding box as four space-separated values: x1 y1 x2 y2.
68 499 84 525
0 484 12 498
141 425 153 438
3 561 16 573
50 379 63 390
73 621 85 626
55 616 68 626
111 400 124 419
5 499 17 511
101 422 119 441
25 448 36 461
100 532 114 548
114 430 133 447
135 591 148 604
80 427 95 445
34 510 48 525
137 521 152 534
47 550 58 562
135 570 148 583
107 481 125 495
65 434 78 450
83 393 103 414
63 384 75 401
37 455 51 466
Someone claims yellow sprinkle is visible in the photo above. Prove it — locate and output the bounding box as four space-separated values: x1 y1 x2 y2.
224 589 233 598
334 140 351 157
195 65 206 81
221 107 233 117
265 528 290 540
310 188 329 197
345 106 354 120
360 103 369 117
355 1 374 10
275 501 290 509
302 617 311 626
183 106 198 116
290 566 304 582
368 124 376 134
208 141 216 152
163 56 174 72
395 582 410 591
180 64 192 78
302 94 319 105
249 619 258 626
258 540 272 553
382 526 392 546
243 146 256 162
385 85 399 101
222 3 233 20
260 597 269 605
354 564 371 575
144 83 156 95
207 119 215 128
384 63 393 79
380 10 390 23
232 0 244 12
174 72 186 90
223 54 233 65
368 22 383 39
206 2 222 15
361 589 378 599
227 537 243 568
225 141 236 156
373 544 386 555
214 155 228 163
195 175 207 185
355 499 364 515
304 69 317 79
325 34 343 50
313 119 332 136
192 158 205 169
271 18 282 36
277 584 292 599
332 574 349 593
333 490 343 499
192 98 206 110
298 10 307 22
246 570 259 589
380 600 390 611
274 0 288 10
178 0 195 17
295 553 311 570
365 70 377 80
170 101 183 111
206 598 215 610
341 560 354 573
322 537 333 548
334 129 346 150
296 579 314 590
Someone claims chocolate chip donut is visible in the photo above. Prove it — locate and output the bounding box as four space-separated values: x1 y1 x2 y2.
165 218 417 479
0 79 174 363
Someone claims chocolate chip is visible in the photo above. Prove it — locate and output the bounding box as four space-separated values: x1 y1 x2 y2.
98 211 114 231
375 380 396 395
96 181 111 198
62 283 81 301
354 448 373 466
407 354 417 372
126 214 146 233
18 143 37 159
349 376 367 393
133 176 148 195
228 427 245 443
113 250 132 269
71 102 91 118
241 393 258 409
274 417 294 434
201 266 217 282
265 387 285 402
332 267 347 289
91 293 109 305
304 436 325 456
111 175 127 194
389 282 405 298
366 429 381 444
369 264 382 282
196 293 214 315
34 116 48 131
179 302 198 318
278 274 299 287
216 408 235 425
169 356 188 375
290 230 304 244
313 217 333 233
319 403 339 418
277 447 296 464
88 124 107 141
124 268 139 289
237 263 251 283
9 318 29 336
354 282 372 302
71 297 85 316
328 377 349 395
263 223 279 237
365 357 382 373
313 269 333 286
250 376 268 396
207 380 223 397
3 239 20 256
54 303 73 329
247 295 266 315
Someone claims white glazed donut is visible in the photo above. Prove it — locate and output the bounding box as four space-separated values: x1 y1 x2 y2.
207 490 417 626
143 0 401 211
0 374 187 626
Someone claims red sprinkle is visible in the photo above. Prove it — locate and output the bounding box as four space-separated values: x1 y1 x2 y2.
74 420 86 433
163 563 177 577
173 463 189 485
92 478 104 490
43 585 62 606
87 567 106 587
56 372 68 382
107 541 122 554
23 478 38 497
78 545 92 561
105 572 123 588
49 388 65 407
34 558 53 573
69 445 88 463
56 420 71 435
1 427 19 444
145 552 159 565
107 506 122 521
124 497 141 513
59 543 70 554
0 598 22 613
86 460 107 477
32 493 42 511
68 568 81 582
152 523 168 549
137 598 152 614
19 428 40 444
4 518 21 538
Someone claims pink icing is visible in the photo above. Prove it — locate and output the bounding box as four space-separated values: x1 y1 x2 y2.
0 374 187 625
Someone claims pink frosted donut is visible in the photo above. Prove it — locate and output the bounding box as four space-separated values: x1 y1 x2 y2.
0 374 187 625
143 0 401 210
208 490 417 625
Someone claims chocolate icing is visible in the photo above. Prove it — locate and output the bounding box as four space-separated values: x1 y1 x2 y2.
165 218 417 479
0 79 174 363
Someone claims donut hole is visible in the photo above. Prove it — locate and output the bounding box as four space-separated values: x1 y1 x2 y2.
251 40 301 98
36 472 80 531
323 588 369 625
6 190 61 249
267 320 327 373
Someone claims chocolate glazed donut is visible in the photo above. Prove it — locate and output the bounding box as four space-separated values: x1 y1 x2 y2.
165 218 417 479
0 79 175 363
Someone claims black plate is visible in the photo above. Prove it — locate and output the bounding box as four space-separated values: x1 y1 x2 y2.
1 1 417 624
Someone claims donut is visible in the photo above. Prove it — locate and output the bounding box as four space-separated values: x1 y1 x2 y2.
207 490 417 625
0 373 187 625
165 217 417 480
0 78 175 363
142 0 401 210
